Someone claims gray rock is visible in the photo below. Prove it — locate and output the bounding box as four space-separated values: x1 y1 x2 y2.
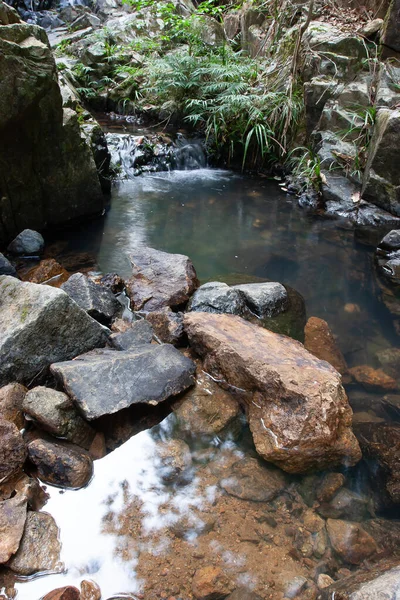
61 272 121 325
376 64 400 108
304 78 339 135
232 282 288 318
381 394 400 421
0 494 27 564
110 319 153 349
376 347 400 379
316 130 357 172
0 253 17 277
23 387 95 449
362 108 400 217
7 229 44 256
70 13 101 31
320 563 400 599
51 345 196 420
381 0 400 54
126 246 199 311
28 437 93 489
188 281 246 315
220 457 286 502
0 276 108 386
317 488 372 521
0 419 26 482
378 229 400 251
7 511 62 575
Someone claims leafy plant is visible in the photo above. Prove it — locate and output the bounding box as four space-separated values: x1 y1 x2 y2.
286 146 323 191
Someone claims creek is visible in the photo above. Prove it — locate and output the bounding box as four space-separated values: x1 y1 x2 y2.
14 132 399 600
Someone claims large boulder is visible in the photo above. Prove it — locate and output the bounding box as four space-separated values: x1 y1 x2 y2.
184 313 361 474
0 276 108 386
381 0 400 54
126 246 199 311
61 272 121 325
362 108 400 217
0 18 106 245
51 345 196 420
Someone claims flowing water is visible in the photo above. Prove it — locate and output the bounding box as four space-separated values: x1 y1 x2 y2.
12 135 400 600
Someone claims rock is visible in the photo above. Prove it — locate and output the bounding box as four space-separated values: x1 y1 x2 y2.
7 229 44 256
23 387 95 449
0 0 19 24
0 495 27 563
51 345 196 420
362 108 400 217
319 562 400 599
376 64 400 108
7 511 62 575
0 420 26 482
284 576 308 598
80 579 101 600
381 0 400 54
99 272 125 294
226 590 262 600
354 422 400 506
317 488 372 521
173 369 240 436
42 588 80 600
317 574 334 589
184 313 361 474
126 246 199 311
359 18 383 37
378 229 400 251
316 473 346 503
0 21 105 246
0 383 26 429
61 273 121 325
188 281 246 315
146 308 186 345
376 347 400 380
304 317 349 381
110 319 153 349
0 254 17 277
192 566 232 600
28 437 93 489
348 365 397 392
232 282 288 318
326 519 378 564
24 259 69 286
0 276 108 386
156 439 192 483
220 457 286 502
381 394 400 420
70 13 101 31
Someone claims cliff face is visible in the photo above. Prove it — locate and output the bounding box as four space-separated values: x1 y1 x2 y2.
0 1 106 245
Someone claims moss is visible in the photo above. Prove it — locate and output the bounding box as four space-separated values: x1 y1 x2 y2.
20 304 30 323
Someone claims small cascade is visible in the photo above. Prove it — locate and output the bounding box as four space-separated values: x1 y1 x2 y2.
106 132 207 179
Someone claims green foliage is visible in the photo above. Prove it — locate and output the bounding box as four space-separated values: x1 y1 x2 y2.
286 146 322 191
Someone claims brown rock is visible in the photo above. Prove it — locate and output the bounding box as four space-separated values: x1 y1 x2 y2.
110 318 131 333
27 438 93 489
42 586 80 600
304 317 350 382
0 383 26 429
7 511 62 575
0 495 27 563
348 365 397 392
0 420 26 482
23 259 69 286
354 422 400 505
80 579 101 600
99 272 125 294
184 313 361 474
316 473 346 503
219 457 286 502
326 519 378 564
126 246 199 311
173 369 240 436
192 565 233 599
146 308 186 345
89 432 107 460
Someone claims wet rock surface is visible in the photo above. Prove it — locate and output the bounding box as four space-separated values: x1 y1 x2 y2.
304 316 349 381
42 587 80 600
0 495 27 563
61 272 121 325
326 518 378 564
0 420 26 482
146 308 186 345
184 313 361 473
23 258 69 286
23 386 95 449
7 511 62 575
27 437 93 489
232 282 288 318
51 345 196 420
220 457 286 502
188 281 247 315
320 561 400 599
0 383 26 429
0 276 108 386
126 246 199 311
349 365 398 392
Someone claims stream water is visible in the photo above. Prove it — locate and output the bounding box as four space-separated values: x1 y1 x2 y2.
12 137 400 599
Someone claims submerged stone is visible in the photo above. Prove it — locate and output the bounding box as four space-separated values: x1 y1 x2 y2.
51 346 196 420
184 313 361 474
326 518 378 565
0 276 108 386
220 457 286 502
304 316 349 381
